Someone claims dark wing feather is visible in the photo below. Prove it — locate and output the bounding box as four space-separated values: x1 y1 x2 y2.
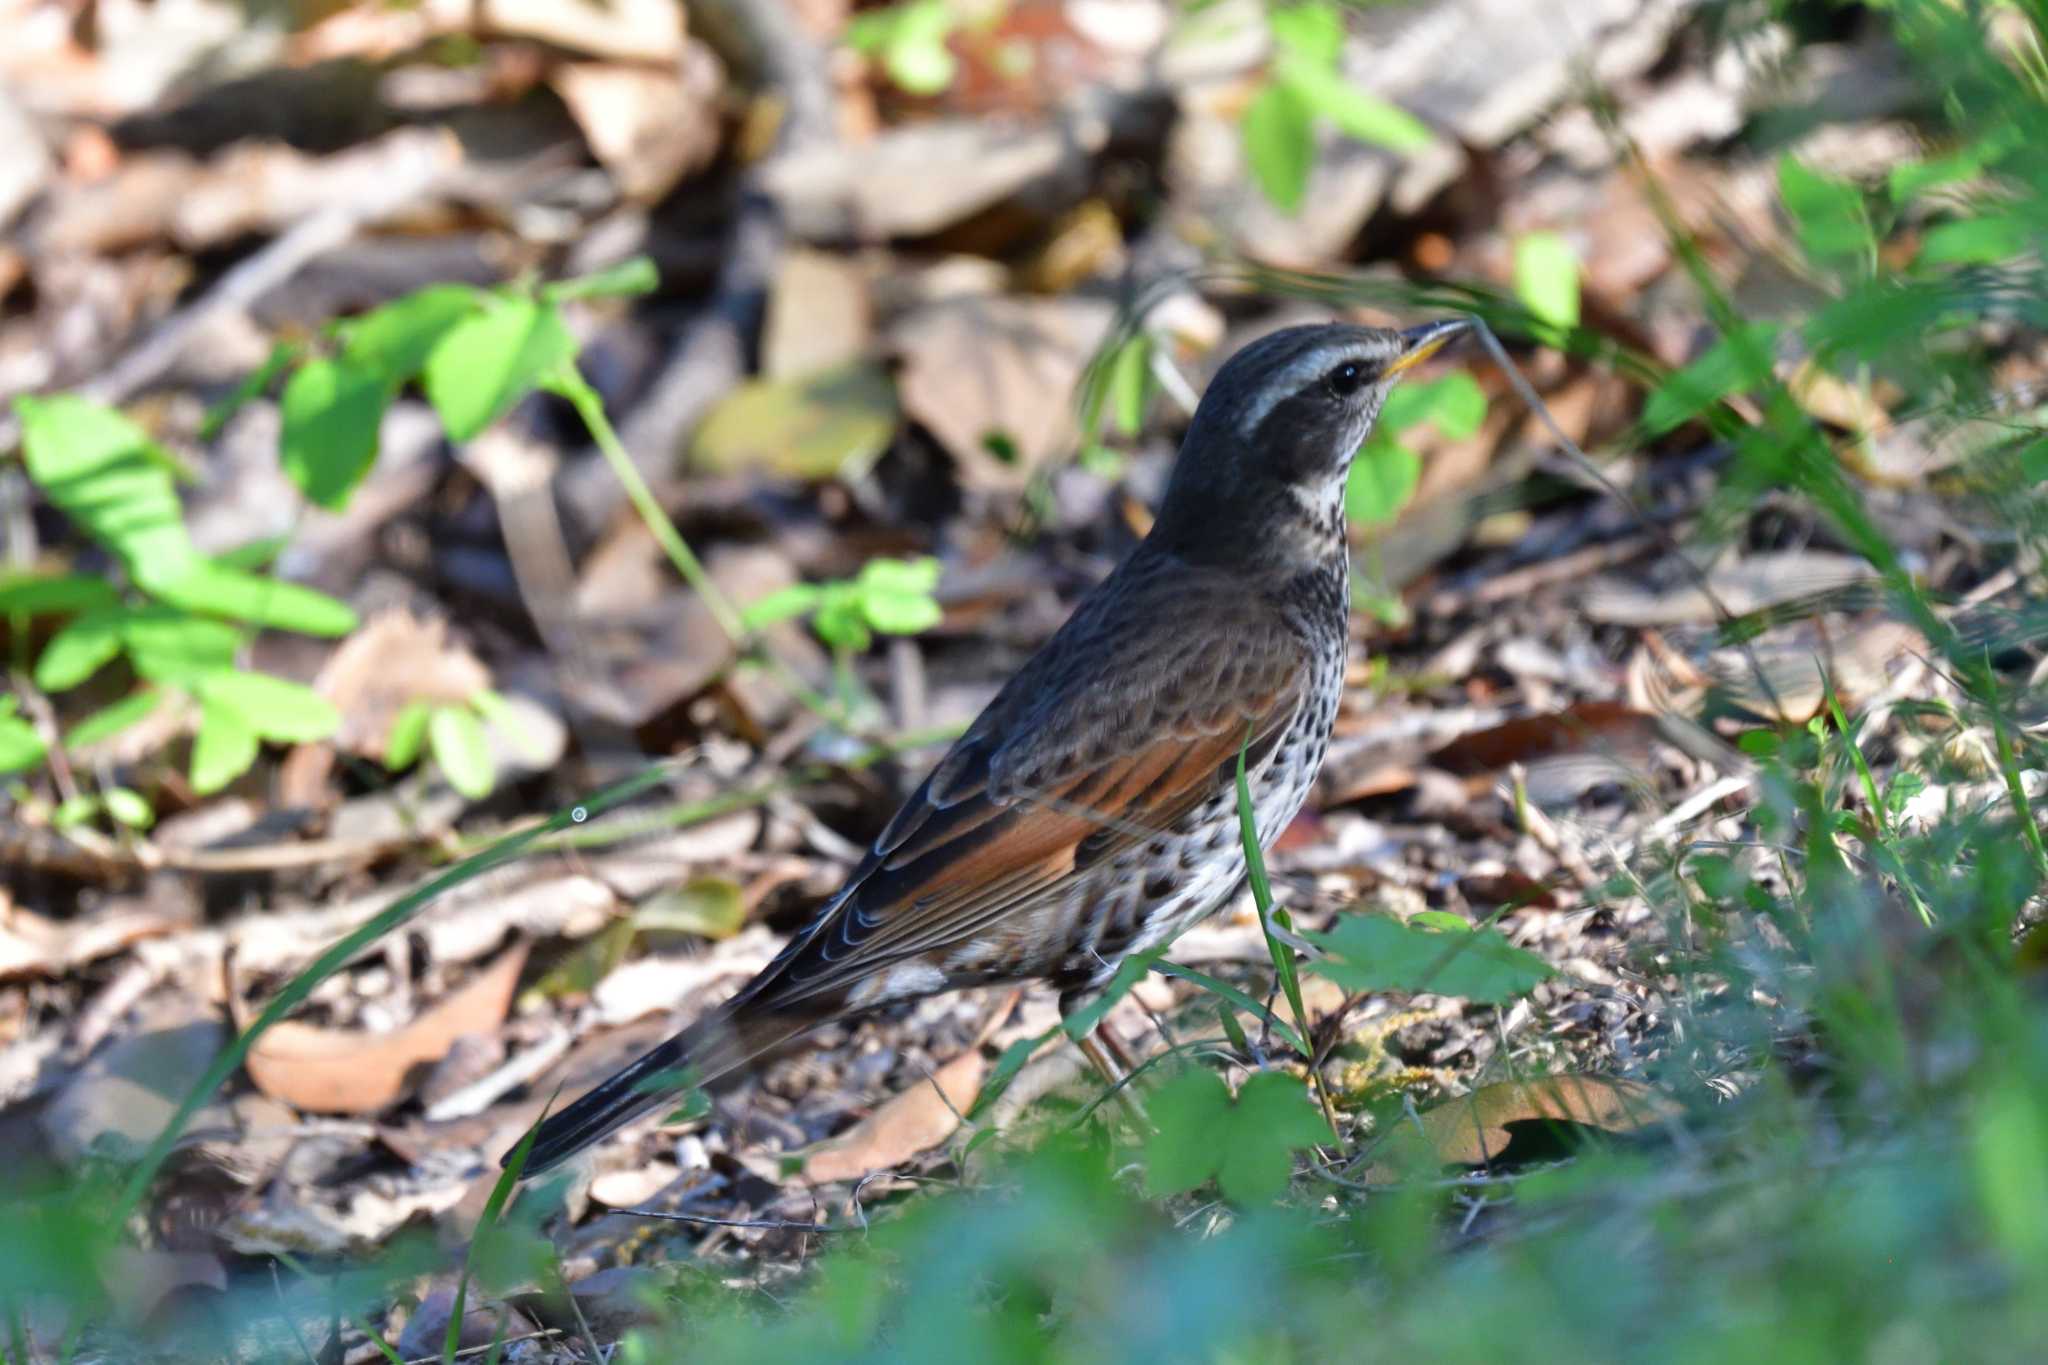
747 555 1309 1009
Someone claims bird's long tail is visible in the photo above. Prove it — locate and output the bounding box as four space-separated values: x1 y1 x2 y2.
513 1003 819 1177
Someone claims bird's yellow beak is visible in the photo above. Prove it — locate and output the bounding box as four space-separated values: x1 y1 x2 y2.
1385 317 1472 377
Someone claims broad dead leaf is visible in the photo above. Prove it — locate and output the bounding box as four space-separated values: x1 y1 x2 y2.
1367 1076 1676 1181
0 901 187 981
551 51 720 202
240 945 528 1115
890 295 1113 488
797 1048 986 1184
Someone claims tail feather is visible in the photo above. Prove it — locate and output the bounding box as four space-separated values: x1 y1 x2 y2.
513 1005 818 1177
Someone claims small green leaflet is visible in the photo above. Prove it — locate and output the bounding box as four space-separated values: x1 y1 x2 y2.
191 696 259 794
1639 321 1784 436
1778 155 1872 261
15 395 192 579
342 284 481 382
195 670 340 743
1918 215 2029 266
1345 441 1421 527
0 697 46 775
1142 1069 1330 1203
1268 1 1342 62
142 557 356 637
65 690 164 751
1275 55 1431 153
0 572 120 616
855 557 943 634
384 699 432 771
1305 913 1553 1003
423 296 579 442
1513 231 1581 330
429 704 496 799
280 356 390 511
1243 79 1316 214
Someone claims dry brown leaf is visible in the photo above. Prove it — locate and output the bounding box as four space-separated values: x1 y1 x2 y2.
890 295 1113 488
240 945 528 1115
551 51 721 202
1417 1076 1675 1165
1429 702 1661 778
0 902 187 981
315 610 493 761
798 1048 986 1184
1366 1076 1676 1182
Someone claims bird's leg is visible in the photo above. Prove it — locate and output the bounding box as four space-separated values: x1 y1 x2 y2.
1074 1029 1150 1129
1061 986 1149 1129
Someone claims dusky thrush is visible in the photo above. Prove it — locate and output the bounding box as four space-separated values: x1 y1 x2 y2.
516 318 1468 1176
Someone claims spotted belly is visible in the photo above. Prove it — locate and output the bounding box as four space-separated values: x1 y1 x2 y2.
938 677 1337 1002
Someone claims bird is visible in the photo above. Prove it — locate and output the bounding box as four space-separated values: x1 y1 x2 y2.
513 317 1470 1177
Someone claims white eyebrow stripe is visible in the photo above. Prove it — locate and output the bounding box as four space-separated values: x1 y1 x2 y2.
1230 343 1384 437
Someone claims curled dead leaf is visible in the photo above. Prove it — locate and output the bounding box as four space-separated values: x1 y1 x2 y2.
1368 1076 1676 1181
238 945 528 1115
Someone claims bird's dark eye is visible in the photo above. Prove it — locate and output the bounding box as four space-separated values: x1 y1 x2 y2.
1324 360 1370 397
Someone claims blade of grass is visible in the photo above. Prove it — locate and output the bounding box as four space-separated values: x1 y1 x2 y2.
114 763 672 1220
445 1103 546 1364
1235 730 1336 1136
1823 677 1934 926
271 1250 404 1365
1152 959 1308 1058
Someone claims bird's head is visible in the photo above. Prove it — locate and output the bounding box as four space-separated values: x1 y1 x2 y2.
1152 318 1469 565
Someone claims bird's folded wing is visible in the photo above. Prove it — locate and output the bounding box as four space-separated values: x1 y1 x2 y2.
754 641 1306 1007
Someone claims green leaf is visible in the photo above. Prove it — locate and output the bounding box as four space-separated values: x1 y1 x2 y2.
429 704 495 799
1513 231 1582 330
1276 56 1432 152
1888 138 2002 201
200 340 301 441
211 536 288 572
384 698 431 771
636 877 748 940
1305 912 1553 1003
856 557 943 636
190 696 259 794
65 689 164 751
1778 155 1872 260
1242 79 1316 215
468 687 549 765
741 584 825 631
543 256 659 303
423 296 579 441
280 356 391 511
34 608 129 690
53 794 100 830
812 585 872 652
1639 322 1784 436
117 609 243 685
878 0 956 94
0 572 121 617
1380 372 1486 438
1268 1 1343 63
103 787 154 829
141 558 357 637
1345 439 1421 527
1918 214 2030 265
1143 1069 1328 1203
15 395 194 580
690 362 899 482
1105 334 1154 437
342 284 481 383
196 670 339 743
0 698 46 775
